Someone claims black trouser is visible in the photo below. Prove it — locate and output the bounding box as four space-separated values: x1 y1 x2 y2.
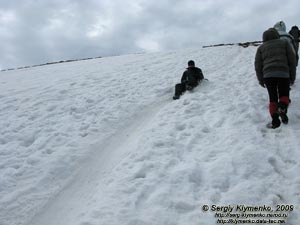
264 77 290 116
174 81 198 96
264 77 290 102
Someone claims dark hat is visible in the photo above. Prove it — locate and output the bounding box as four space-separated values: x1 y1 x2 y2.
188 60 195 66
262 28 280 42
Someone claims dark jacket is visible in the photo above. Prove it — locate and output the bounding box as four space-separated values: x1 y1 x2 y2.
181 67 204 86
289 26 300 43
255 28 296 83
289 26 300 52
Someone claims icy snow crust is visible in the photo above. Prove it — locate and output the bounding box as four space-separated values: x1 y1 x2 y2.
1 46 300 225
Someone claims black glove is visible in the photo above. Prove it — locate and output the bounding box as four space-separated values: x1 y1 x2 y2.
259 80 265 88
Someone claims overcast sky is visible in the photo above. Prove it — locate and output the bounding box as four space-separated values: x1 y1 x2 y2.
0 0 299 69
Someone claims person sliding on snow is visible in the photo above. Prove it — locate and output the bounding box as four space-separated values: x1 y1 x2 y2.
255 28 296 129
173 60 204 100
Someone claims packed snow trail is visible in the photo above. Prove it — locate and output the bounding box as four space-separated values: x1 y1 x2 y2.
0 52 177 225
29 95 171 225
1 46 300 225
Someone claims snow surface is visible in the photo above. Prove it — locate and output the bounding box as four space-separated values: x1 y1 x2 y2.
1 46 300 225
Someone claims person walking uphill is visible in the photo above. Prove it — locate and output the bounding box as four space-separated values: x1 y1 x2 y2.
255 28 296 129
274 21 298 66
289 25 300 54
173 60 204 100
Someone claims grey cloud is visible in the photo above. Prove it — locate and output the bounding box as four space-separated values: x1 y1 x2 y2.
0 0 300 69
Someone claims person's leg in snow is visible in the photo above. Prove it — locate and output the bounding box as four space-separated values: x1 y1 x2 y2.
173 81 199 100
278 100 289 124
277 78 290 124
265 78 280 128
268 102 281 129
173 83 186 100
264 78 290 128
271 113 281 128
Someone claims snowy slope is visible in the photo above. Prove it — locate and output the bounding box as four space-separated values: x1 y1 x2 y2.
1 46 300 225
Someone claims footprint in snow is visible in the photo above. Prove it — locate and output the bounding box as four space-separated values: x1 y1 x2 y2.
268 157 282 175
153 140 165 148
182 99 190 105
173 201 196 213
59 89 68 95
201 126 210 133
44 149 54 155
213 118 225 128
175 123 186 131
134 167 147 179
46 105 57 112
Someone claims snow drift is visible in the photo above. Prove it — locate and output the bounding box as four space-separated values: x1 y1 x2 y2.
0 46 300 225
